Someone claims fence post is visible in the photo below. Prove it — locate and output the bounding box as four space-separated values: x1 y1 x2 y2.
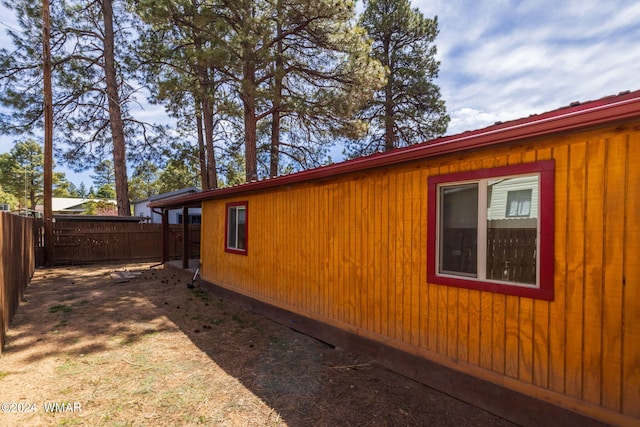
182 206 189 269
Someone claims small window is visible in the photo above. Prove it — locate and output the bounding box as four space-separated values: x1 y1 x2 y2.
427 161 554 300
225 202 248 254
506 189 532 217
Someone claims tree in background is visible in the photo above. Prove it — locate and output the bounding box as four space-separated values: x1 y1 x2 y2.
157 157 200 194
52 173 80 197
0 0 165 216
262 0 385 177
0 139 43 209
128 161 161 202
82 200 117 215
217 144 246 188
349 0 449 156
91 160 116 200
91 160 116 188
95 184 116 199
134 0 384 183
221 0 384 180
0 185 19 210
127 154 200 202
0 139 81 205
2 0 445 197
133 0 234 191
77 182 89 198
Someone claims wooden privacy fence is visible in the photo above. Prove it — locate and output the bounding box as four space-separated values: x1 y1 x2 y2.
52 221 200 265
442 227 537 284
486 227 537 284
0 212 35 353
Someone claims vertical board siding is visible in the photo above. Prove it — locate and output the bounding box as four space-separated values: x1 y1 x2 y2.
583 137 605 405
533 147 553 390
623 133 640 418
549 143 569 394
601 135 626 412
427 165 441 354
200 123 640 424
565 142 586 399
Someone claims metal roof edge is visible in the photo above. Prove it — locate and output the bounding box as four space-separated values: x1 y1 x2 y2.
150 89 640 209
133 187 201 204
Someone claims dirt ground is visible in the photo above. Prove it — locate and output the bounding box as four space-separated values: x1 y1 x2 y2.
0 263 517 426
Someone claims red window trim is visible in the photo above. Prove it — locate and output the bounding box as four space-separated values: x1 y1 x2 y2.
225 201 248 255
427 160 555 300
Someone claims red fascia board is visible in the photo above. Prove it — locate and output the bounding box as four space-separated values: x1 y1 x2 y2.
149 90 640 209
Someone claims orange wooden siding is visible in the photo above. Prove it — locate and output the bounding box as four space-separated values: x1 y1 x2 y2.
200 122 640 425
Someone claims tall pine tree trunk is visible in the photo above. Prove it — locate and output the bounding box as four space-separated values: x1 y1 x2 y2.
103 0 130 215
203 96 217 190
192 3 217 190
194 101 209 190
270 96 281 178
240 50 258 176
382 36 395 151
241 1 258 182
196 63 217 189
384 81 395 151
243 86 258 182
270 0 283 178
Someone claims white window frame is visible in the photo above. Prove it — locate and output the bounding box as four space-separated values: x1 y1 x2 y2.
225 202 248 254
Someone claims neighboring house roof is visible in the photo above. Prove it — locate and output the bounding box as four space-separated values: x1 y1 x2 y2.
150 89 640 209
36 197 117 213
133 187 201 206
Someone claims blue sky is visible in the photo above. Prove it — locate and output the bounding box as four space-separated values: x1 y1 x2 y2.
1 0 640 187
418 0 640 133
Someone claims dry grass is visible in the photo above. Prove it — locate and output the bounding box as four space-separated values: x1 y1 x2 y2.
0 263 515 426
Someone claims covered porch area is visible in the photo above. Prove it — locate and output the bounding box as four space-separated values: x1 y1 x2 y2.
148 195 203 272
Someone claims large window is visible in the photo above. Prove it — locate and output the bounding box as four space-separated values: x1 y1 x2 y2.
225 202 248 254
427 161 554 300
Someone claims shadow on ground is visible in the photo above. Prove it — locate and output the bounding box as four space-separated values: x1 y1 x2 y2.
0 263 517 426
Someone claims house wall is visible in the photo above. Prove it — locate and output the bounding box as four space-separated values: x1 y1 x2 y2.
133 202 153 221
487 175 539 220
200 121 640 425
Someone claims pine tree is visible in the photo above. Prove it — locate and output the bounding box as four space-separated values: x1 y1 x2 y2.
128 161 161 202
133 0 384 182
0 184 19 210
91 160 116 188
133 0 241 190
157 158 200 194
0 139 44 209
224 0 384 180
52 173 79 197
0 0 164 215
350 0 449 156
77 182 88 198
264 0 385 177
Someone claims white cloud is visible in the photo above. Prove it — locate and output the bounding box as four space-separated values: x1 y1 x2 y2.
448 107 526 135
420 0 640 135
